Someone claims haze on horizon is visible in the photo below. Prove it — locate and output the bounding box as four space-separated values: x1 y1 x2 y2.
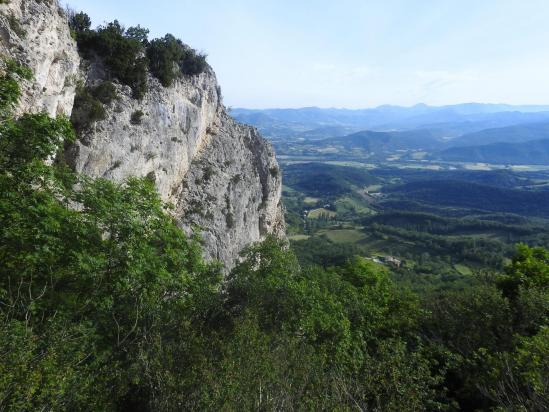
64 0 549 109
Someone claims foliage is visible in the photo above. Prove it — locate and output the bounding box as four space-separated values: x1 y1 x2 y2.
498 243 549 298
67 10 91 36
70 81 118 133
0 58 32 116
130 109 144 125
70 12 207 98
92 80 118 104
71 84 107 132
74 19 149 99
147 34 208 87
2 72 548 410
0 108 219 409
482 327 549 411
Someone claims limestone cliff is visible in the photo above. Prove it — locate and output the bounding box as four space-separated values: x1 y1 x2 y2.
0 0 79 117
0 0 285 268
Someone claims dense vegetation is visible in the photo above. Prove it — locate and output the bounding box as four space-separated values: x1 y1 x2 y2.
385 180 549 218
68 11 207 99
70 81 117 133
283 162 377 196
1 62 548 411
435 138 549 165
147 34 208 87
283 162 549 291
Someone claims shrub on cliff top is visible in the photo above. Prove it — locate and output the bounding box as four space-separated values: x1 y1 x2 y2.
73 19 149 99
70 11 207 96
147 34 208 87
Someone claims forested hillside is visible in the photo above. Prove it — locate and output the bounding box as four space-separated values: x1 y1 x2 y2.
436 139 549 165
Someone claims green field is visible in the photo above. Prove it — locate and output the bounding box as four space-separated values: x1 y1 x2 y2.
454 264 473 276
319 229 366 243
364 184 383 192
303 196 320 205
288 234 311 241
308 208 337 218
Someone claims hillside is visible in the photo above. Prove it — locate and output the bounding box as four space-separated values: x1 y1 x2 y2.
283 162 377 196
385 180 549 217
436 138 549 164
320 129 444 151
450 122 549 147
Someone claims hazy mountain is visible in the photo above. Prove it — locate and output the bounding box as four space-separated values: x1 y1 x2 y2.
449 122 549 147
319 129 444 152
232 104 549 139
435 139 549 165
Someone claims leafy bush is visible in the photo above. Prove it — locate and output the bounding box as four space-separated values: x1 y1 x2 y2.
69 12 207 97
147 34 207 87
92 80 117 104
70 81 118 133
130 109 144 125
0 58 32 115
74 19 149 99
70 84 107 132
67 10 91 36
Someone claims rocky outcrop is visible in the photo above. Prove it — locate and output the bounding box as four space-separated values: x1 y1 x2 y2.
1 0 285 268
175 112 284 263
0 0 79 117
68 64 285 266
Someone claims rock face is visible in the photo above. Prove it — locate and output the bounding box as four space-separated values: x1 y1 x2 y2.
0 0 79 117
1 0 285 268
174 111 284 264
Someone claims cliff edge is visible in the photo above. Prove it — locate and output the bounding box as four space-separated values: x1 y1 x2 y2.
0 0 285 267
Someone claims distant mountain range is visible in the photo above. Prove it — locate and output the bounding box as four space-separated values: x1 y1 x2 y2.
448 122 549 147
233 104 549 165
320 130 444 152
232 104 549 139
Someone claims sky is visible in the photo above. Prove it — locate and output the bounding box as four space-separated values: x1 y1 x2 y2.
63 0 549 109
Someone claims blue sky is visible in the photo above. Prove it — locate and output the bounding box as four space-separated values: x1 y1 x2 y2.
63 0 549 109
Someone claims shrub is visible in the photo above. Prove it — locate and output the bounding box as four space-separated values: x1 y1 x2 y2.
7 13 26 37
75 19 149 99
67 10 91 35
91 80 117 104
147 34 207 87
180 47 207 76
0 58 32 116
130 109 144 125
71 84 106 133
69 12 206 96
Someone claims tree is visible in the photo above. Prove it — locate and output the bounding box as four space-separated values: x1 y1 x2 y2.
68 11 92 34
0 63 221 409
498 244 549 299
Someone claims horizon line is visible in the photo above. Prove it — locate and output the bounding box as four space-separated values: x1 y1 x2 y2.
230 102 549 111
